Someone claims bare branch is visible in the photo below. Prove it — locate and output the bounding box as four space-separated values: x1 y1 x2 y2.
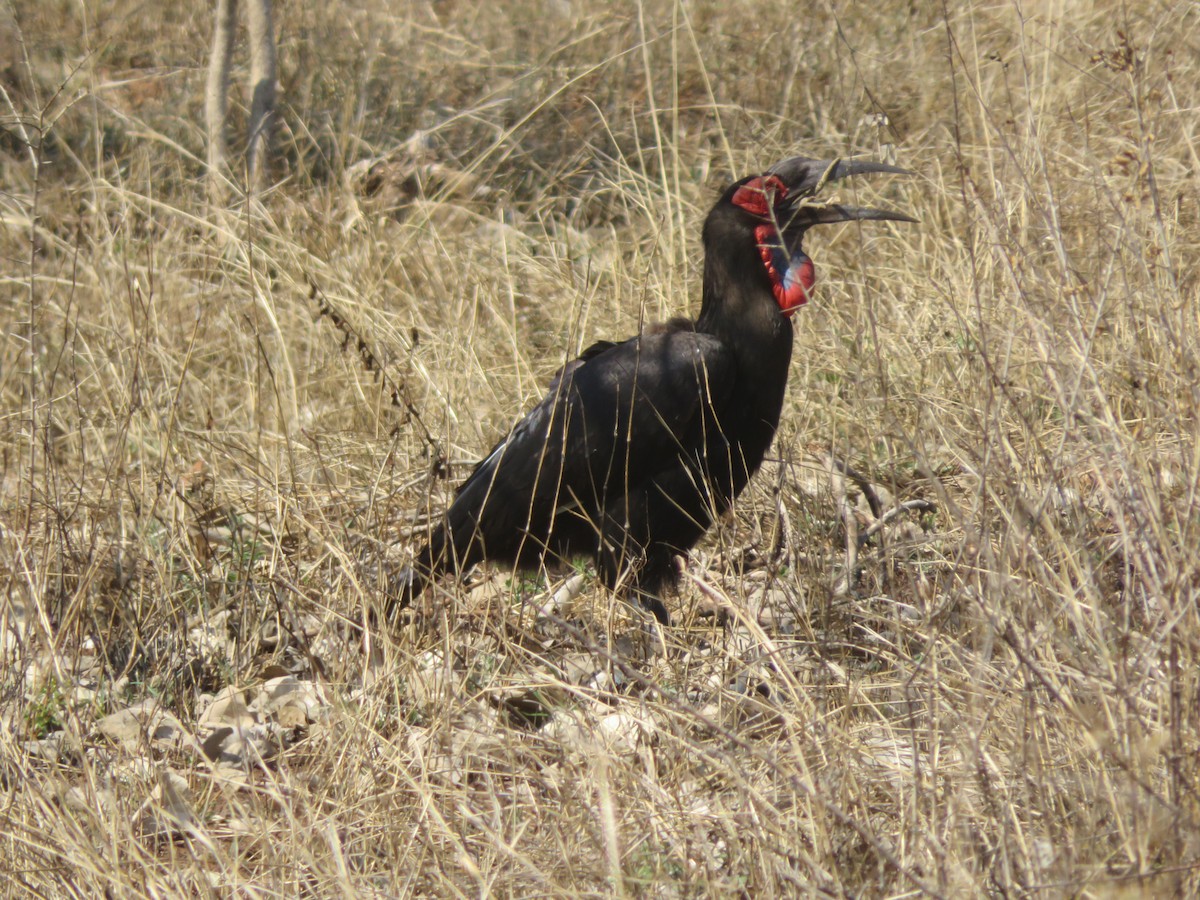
205 0 237 201
245 0 276 194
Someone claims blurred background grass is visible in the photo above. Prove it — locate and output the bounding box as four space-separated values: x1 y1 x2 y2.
2 0 1198 895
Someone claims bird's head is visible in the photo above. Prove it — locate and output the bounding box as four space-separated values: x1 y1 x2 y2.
715 156 916 317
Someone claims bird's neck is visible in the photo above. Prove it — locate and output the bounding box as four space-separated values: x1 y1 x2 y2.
694 247 795 440
696 249 794 368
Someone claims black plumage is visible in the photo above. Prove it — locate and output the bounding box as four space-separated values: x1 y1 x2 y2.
394 156 914 623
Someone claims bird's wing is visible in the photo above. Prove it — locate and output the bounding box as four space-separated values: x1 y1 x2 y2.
450 328 736 532
546 339 621 394
455 338 621 498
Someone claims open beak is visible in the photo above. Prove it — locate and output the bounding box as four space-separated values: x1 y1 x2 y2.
768 156 918 226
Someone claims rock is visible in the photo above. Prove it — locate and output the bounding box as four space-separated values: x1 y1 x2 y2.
96 701 193 752
136 769 197 837
199 687 257 730
251 675 328 724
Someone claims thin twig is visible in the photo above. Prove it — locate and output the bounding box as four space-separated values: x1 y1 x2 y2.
307 276 447 478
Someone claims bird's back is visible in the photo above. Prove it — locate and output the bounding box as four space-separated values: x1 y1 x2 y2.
420 324 738 576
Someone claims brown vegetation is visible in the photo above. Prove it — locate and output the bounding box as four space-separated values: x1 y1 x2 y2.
1 1 1198 895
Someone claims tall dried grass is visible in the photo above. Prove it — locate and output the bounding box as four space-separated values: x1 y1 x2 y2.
1 0 1198 895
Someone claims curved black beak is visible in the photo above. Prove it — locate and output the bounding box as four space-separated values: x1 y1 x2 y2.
796 202 918 225
768 155 918 226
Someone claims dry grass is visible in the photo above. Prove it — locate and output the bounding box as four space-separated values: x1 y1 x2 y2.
2 0 1199 895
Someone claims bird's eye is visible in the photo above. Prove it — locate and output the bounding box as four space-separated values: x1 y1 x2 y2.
761 175 788 203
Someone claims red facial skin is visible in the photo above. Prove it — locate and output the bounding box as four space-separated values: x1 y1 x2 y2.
730 174 788 216
731 176 816 317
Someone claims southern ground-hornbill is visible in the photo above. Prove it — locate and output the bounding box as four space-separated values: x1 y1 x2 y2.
390 156 914 624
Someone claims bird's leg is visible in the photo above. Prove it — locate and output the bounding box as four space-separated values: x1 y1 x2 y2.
595 535 670 625
632 590 671 625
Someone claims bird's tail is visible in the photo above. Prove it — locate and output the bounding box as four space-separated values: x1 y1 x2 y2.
380 519 477 624
378 531 439 625
380 563 424 621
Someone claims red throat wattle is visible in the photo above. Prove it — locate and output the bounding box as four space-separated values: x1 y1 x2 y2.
755 223 815 316
732 175 815 316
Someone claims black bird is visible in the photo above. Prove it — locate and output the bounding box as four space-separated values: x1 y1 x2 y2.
393 156 914 623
